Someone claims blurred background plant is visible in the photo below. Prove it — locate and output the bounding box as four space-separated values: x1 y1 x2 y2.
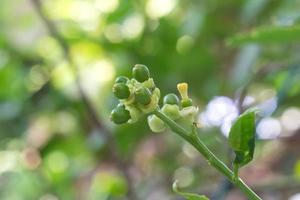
0 0 300 199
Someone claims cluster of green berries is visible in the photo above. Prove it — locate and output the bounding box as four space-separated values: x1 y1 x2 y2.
110 64 160 124
110 64 198 132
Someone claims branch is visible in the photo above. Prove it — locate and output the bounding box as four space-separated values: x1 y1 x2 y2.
30 0 105 133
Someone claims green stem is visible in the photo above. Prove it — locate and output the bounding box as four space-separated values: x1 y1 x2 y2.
153 109 261 200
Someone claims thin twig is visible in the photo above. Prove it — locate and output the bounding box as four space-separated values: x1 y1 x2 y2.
30 0 137 199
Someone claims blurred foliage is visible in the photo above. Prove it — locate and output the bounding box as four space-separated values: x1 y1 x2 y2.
0 0 300 200
227 25 300 46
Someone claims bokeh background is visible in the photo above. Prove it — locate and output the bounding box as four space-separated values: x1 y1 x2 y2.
1 0 300 199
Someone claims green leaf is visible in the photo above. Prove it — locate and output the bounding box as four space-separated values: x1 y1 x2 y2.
228 109 257 176
227 25 300 46
172 181 209 200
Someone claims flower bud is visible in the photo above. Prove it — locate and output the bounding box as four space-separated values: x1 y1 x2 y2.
115 76 129 84
110 104 131 124
113 83 130 99
132 64 150 82
135 87 152 105
147 115 166 133
161 104 180 120
163 93 179 105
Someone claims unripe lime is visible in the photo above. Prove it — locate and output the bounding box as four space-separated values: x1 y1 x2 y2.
135 87 152 105
132 64 150 82
163 93 179 105
110 105 131 124
115 76 129 84
113 83 130 99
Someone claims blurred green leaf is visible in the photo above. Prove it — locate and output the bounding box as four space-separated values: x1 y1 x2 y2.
227 25 300 46
228 110 256 176
172 181 209 200
88 171 128 199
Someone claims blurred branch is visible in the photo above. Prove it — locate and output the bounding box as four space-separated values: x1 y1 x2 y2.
30 0 104 133
30 0 138 199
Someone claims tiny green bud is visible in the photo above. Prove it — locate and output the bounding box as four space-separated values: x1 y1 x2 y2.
163 93 179 105
135 87 152 105
113 83 130 99
148 115 166 133
110 105 131 124
115 76 129 84
181 98 193 108
132 64 150 82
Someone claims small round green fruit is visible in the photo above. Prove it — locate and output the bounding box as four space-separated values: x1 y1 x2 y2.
115 76 129 84
163 93 179 105
110 105 131 124
132 64 150 82
113 83 130 99
135 87 152 105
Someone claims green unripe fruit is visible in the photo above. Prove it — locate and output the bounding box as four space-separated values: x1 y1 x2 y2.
132 64 150 82
113 83 130 99
110 105 131 124
115 76 129 84
181 98 193 108
163 93 179 105
135 87 152 105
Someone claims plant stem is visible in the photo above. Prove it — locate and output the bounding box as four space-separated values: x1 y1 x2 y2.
153 109 261 200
